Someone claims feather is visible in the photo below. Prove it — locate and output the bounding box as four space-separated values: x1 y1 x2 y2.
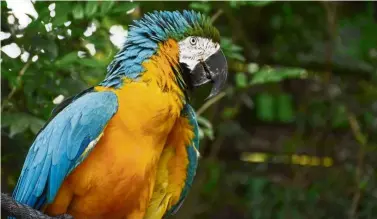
13 91 118 208
166 104 200 216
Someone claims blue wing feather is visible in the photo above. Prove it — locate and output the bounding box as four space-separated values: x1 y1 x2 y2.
166 103 200 216
12 91 118 208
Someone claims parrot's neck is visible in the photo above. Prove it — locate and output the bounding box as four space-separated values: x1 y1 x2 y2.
140 39 188 101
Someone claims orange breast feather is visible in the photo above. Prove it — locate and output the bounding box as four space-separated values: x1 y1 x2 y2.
144 116 195 219
45 39 186 219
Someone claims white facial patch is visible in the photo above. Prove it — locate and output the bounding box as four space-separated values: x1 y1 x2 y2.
178 37 220 70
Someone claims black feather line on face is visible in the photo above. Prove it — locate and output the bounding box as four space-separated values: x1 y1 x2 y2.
179 63 194 90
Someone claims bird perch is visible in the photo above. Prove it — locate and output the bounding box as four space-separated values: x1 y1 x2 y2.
1 193 73 219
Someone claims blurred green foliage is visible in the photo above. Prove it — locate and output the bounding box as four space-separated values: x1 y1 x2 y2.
1 1 377 219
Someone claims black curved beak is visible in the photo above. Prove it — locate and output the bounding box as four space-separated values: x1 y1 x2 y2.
189 49 228 99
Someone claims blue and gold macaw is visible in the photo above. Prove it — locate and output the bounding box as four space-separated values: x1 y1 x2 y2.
12 10 227 219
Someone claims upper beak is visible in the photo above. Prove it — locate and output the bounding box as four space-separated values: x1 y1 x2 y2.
189 49 228 99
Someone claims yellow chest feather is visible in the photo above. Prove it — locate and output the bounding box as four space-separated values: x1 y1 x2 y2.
45 39 191 219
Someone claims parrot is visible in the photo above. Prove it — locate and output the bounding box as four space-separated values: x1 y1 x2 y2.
12 10 228 219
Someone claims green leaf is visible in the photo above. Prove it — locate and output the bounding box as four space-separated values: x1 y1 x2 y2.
100 1 115 15
30 36 58 59
197 116 214 140
85 1 99 18
55 52 78 67
3 113 46 137
44 40 59 60
189 2 211 13
229 53 246 62
72 4 84 20
220 37 245 62
277 93 294 122
235 73 248 88
29 117 45 134
197 116 213 130
364 111 375 128
250 178 267 198
229 1 247 9
256 93 275 121
220 37 232 47
53 14 68 26
53 2 71 26
111 3 139 14
1 112 14 127
9 114 30 137
332 105 348 128
203 128 214 140
80 58 105 68
248 1 274 7
251 67 307 85
231 44 243 52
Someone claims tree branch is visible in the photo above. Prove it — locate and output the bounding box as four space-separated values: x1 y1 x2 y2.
210 9 223 23
196 91 227 116
347 113 367 219
1 60 32 111
1 193 73 219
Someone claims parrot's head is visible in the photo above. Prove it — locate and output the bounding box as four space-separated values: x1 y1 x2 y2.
177 35 227 99
104 10 228 99
175 24 227 99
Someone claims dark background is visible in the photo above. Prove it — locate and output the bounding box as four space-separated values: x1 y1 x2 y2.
1 1 377 218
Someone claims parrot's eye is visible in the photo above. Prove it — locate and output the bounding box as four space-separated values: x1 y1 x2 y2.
189 37 197 45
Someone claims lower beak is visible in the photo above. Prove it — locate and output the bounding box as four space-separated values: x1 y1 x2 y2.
190 49 228 99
